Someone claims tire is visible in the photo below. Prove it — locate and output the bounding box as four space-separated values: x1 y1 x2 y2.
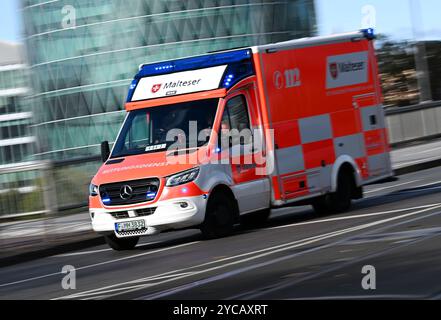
104 234 140 251
312 170 354 215
200 192 236 239
240 209 271 228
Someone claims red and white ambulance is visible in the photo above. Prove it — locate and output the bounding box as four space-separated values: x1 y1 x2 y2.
89 30 393 250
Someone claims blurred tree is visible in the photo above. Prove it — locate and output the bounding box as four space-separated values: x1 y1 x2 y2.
375 35 419 107
376 35 441 107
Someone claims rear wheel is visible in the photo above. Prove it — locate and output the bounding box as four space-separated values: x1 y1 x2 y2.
312 170 354 215
104 234 139 251
200 192 236 239
240 209 271 228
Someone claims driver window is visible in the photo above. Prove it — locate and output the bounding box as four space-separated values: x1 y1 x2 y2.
223 95 252 146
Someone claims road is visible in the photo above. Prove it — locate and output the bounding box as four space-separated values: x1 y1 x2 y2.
1 166 441 300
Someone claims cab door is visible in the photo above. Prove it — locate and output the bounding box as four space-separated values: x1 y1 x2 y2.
219 89 270 213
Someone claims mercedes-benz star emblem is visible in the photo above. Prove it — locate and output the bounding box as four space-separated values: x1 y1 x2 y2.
120 185 133 200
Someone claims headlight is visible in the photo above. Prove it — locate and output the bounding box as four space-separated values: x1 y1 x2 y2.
89 184 99 197
166 167 200 187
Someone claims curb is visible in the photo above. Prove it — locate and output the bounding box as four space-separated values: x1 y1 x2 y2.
394 158 441 176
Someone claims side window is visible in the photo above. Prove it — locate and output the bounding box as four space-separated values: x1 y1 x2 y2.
227 95 251 132
223 95 252 146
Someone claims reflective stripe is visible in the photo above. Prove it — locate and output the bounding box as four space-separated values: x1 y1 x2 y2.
275 146 305 175
299 114 332 144
334 133 366 159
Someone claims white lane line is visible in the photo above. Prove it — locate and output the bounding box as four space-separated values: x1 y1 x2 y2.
57 203 441 300
138 204 441 301
235 219 441 300
365 179 420 194
407 180 441 189
0 241 200 288
266 203 440 230
393 180 441 195
57 225 379 300
53 241 161 257
55 228 360 299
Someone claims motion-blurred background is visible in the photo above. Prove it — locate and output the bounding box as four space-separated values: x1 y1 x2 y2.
0 0 440 228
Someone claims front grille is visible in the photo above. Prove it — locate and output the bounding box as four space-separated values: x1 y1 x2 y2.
100 178 160 206
110 208 157 220
136 207 157 217
110 211 130 219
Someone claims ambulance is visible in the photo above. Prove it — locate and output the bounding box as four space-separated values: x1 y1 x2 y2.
89 29 393 250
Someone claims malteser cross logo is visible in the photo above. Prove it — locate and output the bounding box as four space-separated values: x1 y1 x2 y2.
151 84 162 94
329 63 338 79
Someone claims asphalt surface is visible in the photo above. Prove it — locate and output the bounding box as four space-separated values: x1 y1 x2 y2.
1 166 441 300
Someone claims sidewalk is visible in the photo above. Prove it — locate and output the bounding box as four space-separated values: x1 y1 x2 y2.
391 139 441 172
0 213 100 266
1 139 441 266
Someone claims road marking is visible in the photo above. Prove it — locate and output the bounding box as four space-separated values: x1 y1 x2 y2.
406 180 441 189
137 205 441 301
53 241 161 257
230 211 441 300
55 203 441 300
266 203 440 230
365 179 420 194
0 241 200 288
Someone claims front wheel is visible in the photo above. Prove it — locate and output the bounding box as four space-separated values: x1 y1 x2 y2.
200 192 237 239
104 234 139 251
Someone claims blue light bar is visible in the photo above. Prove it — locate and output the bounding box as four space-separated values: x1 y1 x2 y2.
126 79 138 103
136 49 252 79
361 28 376 40
102 198 111 204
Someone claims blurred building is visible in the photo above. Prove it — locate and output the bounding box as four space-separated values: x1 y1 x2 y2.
0 41 36 191
22 0 317 161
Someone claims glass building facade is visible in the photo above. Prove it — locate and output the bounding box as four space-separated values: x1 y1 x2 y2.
0 44 34 166
22 0 317 161
0 42 36 194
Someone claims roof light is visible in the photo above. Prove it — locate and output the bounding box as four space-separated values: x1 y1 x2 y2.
136 49 252 79
361 28 376 40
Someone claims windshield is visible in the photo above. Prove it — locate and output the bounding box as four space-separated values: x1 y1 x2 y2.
111 99 219 158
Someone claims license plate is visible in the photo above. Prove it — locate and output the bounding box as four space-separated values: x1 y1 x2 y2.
115 220 145 232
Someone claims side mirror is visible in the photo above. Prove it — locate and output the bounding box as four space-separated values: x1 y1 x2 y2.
101 141 110 162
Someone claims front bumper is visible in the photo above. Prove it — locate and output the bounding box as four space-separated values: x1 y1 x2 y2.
90 195 207 237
